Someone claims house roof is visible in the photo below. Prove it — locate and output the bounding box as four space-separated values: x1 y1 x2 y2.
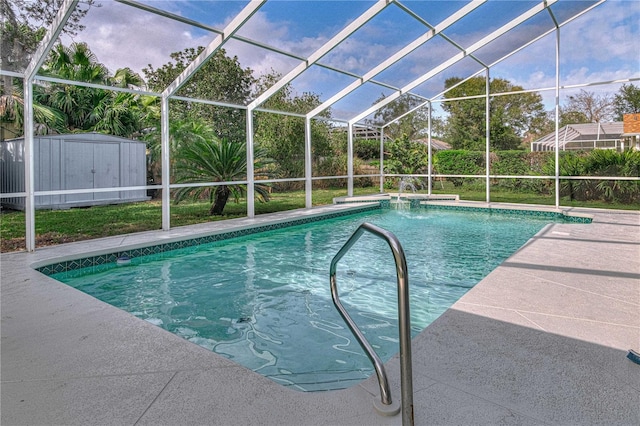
531 122 624 149
414 138 451 151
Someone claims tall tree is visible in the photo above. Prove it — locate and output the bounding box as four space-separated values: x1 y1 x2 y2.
564 89 615 123
38 42 147 137
441 76 546 150
143 47 254 143
1 0 98 138
369 94 429 141
1 0 97 72
253 72 333 183
613 83 640 120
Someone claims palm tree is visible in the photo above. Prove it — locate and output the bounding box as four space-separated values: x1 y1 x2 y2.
46 42 109 83
36 42 149 138
0 80 66 137
173 136 271 215
111 67 145 90
1 28 150 139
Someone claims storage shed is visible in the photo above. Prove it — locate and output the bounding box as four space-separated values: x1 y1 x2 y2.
1 133 149 210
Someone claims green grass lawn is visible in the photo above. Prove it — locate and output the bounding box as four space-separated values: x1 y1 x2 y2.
0 187 376 252
1 184 637 252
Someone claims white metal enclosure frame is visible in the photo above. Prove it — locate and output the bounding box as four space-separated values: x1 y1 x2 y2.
1 0 639 251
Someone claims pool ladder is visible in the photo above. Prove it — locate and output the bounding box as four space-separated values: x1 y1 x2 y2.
329 222 414 426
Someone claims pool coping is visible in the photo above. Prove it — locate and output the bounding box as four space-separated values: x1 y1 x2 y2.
2 201 639 425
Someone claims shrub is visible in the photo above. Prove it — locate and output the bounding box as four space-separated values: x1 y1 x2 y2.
490 151 548 193
433 150 484 187
542 150 640 203
354 138 381 161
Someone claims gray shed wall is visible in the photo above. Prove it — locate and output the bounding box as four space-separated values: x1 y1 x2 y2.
1 133 149 210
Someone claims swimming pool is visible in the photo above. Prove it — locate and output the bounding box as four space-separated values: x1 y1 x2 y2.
51 208 566 391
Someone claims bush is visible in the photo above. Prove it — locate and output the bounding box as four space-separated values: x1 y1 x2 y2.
313 155 375 189
542 150 640 203
354 138 381 160
584 150 640 203
433 150 485 187
383 135 430 175
490 151 548 193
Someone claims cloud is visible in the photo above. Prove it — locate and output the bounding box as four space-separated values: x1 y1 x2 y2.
559 1 639 64
63 2 213 76
58 0 637 118
470 0 638 110
223 11 325 79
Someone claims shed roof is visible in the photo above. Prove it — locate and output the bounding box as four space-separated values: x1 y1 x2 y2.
1 133 145 144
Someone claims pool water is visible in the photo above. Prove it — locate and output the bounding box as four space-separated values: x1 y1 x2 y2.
52 209 557 391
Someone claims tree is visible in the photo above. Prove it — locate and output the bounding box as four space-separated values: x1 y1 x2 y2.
173 136 271 215
112 67 145 89
1 3 148 140
0 77 66 138
1 0 98 138
564 89 614 123
253 72 334 185
441 76 546 150
144 116 212 187
1 0 98 72
383 134 430 175
369 94 429 141
38 42 148 137
613 83 640 120
143 47 254 143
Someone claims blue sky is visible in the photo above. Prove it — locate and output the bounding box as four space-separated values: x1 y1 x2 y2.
61 0 639 122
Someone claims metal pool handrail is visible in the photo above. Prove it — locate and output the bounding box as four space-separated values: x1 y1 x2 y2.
329 222 414 425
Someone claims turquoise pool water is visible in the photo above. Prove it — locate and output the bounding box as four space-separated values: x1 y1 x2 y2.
52 209 558 391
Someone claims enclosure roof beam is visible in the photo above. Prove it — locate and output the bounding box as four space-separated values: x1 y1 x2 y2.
25 0 79 79
395 1 489 78
118 0 307 62
35 75 160 97
349 0 557 125
306 0 486 119
423 0 605 110
162 0 266 97
117 0 425 109
247 0 392 111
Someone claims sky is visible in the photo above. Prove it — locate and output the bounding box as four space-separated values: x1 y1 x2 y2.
57 0 640 122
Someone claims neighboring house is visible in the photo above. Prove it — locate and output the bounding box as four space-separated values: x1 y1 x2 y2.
333 126 451 150
621 113 640 151
530 121 632 152
413 138 451 151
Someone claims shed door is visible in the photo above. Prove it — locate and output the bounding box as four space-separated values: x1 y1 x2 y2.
93 142 120 200
64 140 120 202
64 141 94 203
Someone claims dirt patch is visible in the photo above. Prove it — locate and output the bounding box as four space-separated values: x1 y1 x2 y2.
1 232 91 253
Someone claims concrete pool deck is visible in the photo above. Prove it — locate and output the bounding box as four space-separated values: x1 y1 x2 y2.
1 201 639 425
